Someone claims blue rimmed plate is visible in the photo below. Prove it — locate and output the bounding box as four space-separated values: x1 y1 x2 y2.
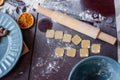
0 12 23 78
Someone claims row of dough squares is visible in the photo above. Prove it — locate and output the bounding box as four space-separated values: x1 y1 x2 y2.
55 44 100 58
46 29 101 50
46 29 82 45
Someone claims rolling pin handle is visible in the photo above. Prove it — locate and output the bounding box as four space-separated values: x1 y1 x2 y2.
97 32 117 45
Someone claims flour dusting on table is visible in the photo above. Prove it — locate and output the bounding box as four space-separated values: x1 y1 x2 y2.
1 0 114 79
1 0 106 29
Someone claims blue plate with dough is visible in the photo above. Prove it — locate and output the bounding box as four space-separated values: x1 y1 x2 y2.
0 12 23 78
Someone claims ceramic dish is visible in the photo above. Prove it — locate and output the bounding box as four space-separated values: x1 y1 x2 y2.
0 12 23 78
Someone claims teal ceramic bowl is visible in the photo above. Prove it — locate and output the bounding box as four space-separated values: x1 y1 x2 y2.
0 12 23 78
68 56 120 80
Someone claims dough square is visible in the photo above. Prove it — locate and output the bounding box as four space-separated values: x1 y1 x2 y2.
72 35 82 45
80 48 89 57
67 48 76 57
46 29 55 38
91 44 101 53
81 40 90 48
55 48 64 57
63 34 72 42
55 31 63 39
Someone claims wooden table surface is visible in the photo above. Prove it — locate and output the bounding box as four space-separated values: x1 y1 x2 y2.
0 0 118 80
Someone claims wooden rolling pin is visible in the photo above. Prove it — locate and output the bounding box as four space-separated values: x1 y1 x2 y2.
36 6 116 45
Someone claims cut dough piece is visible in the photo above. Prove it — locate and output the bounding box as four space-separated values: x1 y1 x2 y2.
46 29 55 38
80 48 89 57
72 35 82 45
63 34 72 42
55 48 64 57
67 48 76 57
55 31 63 39
81 40 90 48
91 44 101 53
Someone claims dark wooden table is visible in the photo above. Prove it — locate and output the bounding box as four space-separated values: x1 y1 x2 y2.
0 0 118 80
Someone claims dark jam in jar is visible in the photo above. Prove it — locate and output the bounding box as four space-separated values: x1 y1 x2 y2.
38 18 53 32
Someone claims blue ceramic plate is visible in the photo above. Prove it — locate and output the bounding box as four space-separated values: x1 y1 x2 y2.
0 12 23 78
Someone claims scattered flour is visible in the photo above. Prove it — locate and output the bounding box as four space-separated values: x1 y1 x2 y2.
32 50 63 78
41 0 106 27
18 72 23 75
1 0 106 29
1 0 112 79
32 37 73 78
